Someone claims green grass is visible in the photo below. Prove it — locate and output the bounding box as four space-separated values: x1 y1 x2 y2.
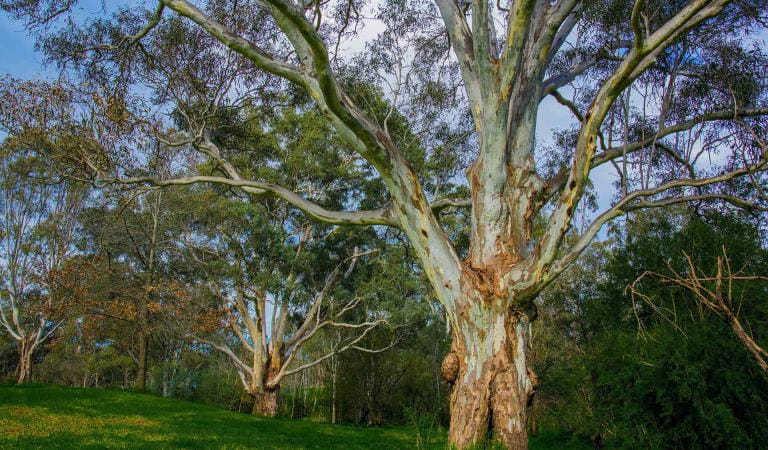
0 384 589 449
0 384 444 449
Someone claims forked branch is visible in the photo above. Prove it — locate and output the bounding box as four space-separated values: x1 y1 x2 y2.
536 157 768 292
628 248 768 374
537 0 736 277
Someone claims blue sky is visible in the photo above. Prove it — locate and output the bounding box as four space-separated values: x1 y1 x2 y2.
0 0 140 78
0 13 45 79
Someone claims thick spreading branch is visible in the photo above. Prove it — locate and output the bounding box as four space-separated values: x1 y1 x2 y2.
160 0 305 83
160 1 466 319
538 159 768 291
535 0 735 282
99 174 393 226
434 0 482 114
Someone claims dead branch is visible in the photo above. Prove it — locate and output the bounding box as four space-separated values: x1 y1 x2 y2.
628 247 768 374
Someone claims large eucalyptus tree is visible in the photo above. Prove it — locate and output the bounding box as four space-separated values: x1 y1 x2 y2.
2 0 768 447
0 148 83 383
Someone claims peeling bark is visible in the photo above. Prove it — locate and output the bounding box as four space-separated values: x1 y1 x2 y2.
26 1 748 448
446 297 535 449
251 387 280 417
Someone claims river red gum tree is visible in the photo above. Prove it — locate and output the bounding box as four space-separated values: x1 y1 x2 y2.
198 248 392 416
2 0 768 447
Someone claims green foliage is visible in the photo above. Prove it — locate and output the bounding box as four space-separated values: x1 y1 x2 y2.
185 361 245 412
588 323 768 448
533 211 768 448
0 334 16 382
336 339 447 426
404 405 442 450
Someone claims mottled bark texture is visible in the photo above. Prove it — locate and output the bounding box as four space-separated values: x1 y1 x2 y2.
252 353 283 417
443 299 536 449
44 0 754 447
251 387 280 417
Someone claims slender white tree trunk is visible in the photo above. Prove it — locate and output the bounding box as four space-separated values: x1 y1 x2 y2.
162 365 170 397
16 338 34 384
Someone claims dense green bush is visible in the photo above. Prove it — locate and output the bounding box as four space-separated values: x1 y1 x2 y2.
534 211 768 448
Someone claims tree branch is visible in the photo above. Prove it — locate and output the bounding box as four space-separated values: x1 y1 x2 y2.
0 302 23 341
545 1 582 60
268 319 391 387
536 159 768 292
544 107 768 197
629 249 768 373
433 0 482 113
284 248 376 352
430 197 472 213
82 2 165 54
197 336 253 376
538 0 738 272
541 40 633 97
160 0 305 84
98 174 394 226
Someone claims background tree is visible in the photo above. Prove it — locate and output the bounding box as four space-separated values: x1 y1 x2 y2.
0 148 83 383
75 183 211 391
196 241 394 416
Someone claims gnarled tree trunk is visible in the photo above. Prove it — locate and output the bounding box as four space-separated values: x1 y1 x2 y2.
252 388 280 417
9 0 740 447
251 387 280 416
251 355 282 417
443 300 536 449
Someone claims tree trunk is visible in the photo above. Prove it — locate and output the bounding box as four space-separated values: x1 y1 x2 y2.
331 354 338 424
136 329 148 391
162 364 169 397
443 306 535 449
251 387 280 417
16 339 33 384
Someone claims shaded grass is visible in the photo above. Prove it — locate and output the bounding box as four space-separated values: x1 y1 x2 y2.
0 384 590 449
528 431 592 450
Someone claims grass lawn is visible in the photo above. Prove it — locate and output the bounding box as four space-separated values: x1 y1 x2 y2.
0 384 589 449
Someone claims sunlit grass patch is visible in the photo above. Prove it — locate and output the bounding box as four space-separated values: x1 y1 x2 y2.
0 384 588 448
0 384 447 449
0 405 161 438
